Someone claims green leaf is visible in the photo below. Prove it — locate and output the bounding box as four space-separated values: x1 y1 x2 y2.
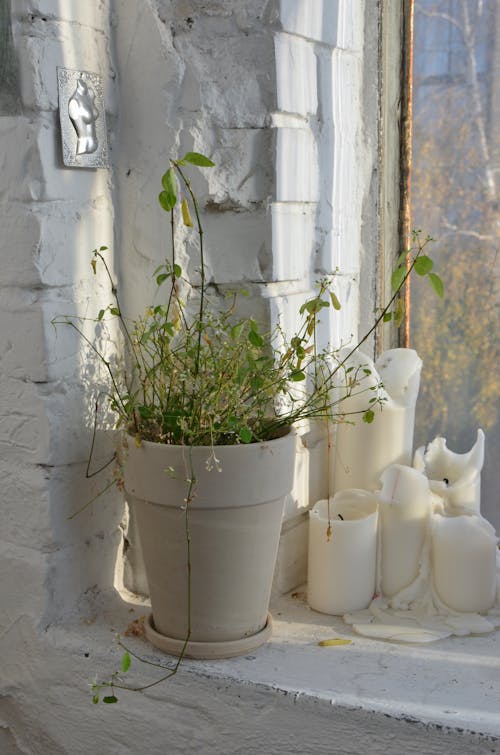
396 249 409 267
97 309 105 321
231 322 244 340
182 152 215 167
428 272 444 298
102 695 118 704
121 651 131 673
173 264 182 278
159 191 175 212
159 168 177 211
239 427 253 443
92 694 99 704
161 166 177 194
303 299 322 315
383 312 392 322
99 245 108 252
394 298 404 328
138 405 153 419
295 345 305 360
248 329 263 348
289 370 306 382
109 307 121 317
362 409 375 424
413 255 434 276
391 266 406 293
156 273 169 286
330 291 341 311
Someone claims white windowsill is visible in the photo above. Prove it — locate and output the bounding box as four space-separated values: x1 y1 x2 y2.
18 587 499 753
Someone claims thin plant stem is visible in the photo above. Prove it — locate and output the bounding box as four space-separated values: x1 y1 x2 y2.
68 477 117 520
172 162 206 377
86 397 117 479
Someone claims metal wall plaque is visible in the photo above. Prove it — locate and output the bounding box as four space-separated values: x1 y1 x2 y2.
57 67 109 168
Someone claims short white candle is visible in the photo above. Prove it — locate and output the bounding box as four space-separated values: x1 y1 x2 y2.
379 464 431 598
432 512 497 613
308 490 378 615
333 348 422 493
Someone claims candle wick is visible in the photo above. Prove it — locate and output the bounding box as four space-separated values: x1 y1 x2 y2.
389 470 400 502
443 477 449 485
338 513 344 520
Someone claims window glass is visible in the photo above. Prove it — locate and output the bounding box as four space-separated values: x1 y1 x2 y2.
0 0 21 114
410 0 499 527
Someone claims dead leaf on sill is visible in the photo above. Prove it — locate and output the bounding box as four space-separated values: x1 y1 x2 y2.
318 638 352 647
291 591 306 601
124 615 147 638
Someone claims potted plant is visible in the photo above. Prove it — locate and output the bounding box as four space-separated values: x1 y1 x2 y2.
54 150 442 693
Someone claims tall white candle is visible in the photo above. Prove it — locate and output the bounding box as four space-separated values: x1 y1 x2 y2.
379 464 431 598
333 348 422 493
414 429 485 514
432 512 497 613
308 490 378 615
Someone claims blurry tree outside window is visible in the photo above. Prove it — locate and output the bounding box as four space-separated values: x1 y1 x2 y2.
410 0 499 527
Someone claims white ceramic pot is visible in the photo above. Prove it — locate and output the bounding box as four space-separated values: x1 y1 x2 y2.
123 429 296 658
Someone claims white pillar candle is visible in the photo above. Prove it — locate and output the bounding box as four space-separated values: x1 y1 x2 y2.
308 490 378 615
432 512 497 613
333 348 422 493
414 429 485 514
379 465 431 598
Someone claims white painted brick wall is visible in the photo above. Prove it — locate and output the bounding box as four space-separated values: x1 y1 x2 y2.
0 0 378 605
276 124 320 202
280 0 340 46
0 2 122 642
0 4 388 750
275 33 318 115
271 0 375 588
271 201 315 280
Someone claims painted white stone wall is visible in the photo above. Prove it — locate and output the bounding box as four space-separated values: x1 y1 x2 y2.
0 0 380 624
0 1 398 751
1 1 123 641
271 0 380 590
109 0 379 595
